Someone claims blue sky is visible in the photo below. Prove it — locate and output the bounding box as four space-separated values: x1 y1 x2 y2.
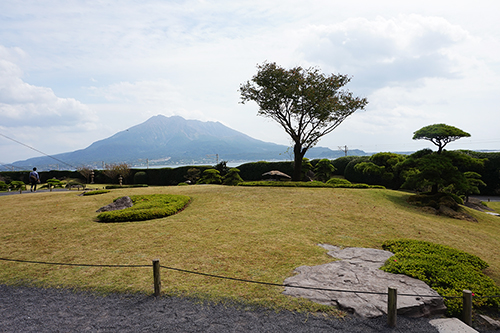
1 0 499 164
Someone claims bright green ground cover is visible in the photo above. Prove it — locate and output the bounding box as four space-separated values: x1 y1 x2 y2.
382 239 500 316
97 194 191 222
0 185 499 314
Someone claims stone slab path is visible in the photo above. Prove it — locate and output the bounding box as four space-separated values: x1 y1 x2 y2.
283 244 446 318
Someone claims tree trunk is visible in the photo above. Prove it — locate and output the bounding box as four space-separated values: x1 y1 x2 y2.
292 143 306 181
431 184 438 194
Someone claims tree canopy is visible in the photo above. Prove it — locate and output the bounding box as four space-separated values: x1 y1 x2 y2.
240 62 367 180
413 124 471 154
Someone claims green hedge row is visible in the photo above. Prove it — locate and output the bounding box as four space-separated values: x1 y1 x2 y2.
105 184 148 189
97 194 191 223
82 190 110 196
381 239 500 316
238 180 385 189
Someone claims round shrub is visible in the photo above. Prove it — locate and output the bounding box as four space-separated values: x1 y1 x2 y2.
326 178 352 186
134 171 148 185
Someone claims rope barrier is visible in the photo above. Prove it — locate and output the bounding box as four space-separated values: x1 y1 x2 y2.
1 256 497 299
0 257 150 268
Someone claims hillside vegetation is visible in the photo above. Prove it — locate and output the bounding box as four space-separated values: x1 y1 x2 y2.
0 186 499 312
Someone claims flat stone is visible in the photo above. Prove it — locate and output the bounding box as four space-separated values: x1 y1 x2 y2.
476 314 500 330
429 318 479 332
283 244 446 318
96 196 133 212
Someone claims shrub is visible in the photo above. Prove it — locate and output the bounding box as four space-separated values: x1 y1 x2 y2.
9 181 25 191
197 169 222 184
46 178 64 190
314 159 336 182
331 156 359 176
97 194 191 222
65 179 85 189
223 168 244 186
184 168 201 184
238 180 384 189
0 181 8 191
407 193 464 208
82 190 110 196
133 171 148 185
381 239 500 316
236 161 294 181
326 178 352 186
105 184 148 189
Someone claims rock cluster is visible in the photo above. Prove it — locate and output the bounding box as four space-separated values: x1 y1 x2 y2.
96 196 133 212
283 244 446 318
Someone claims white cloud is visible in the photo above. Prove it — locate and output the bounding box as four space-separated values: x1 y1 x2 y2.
0 46 97 128
299 15 469 92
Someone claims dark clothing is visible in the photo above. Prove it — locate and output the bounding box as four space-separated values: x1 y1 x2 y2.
29 171 39 191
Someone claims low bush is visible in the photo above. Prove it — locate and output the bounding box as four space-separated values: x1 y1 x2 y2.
381 239 500 316
133 171 148 185
407 193 464 209
223 168 244 186
197 169 222 184
0 181 7 191
326 178 352 186
238 180 384 189
97 194 191 222
65 180 85 189
40 178 65 190
9 181 25 191
105 184 148 189
82 190 110 196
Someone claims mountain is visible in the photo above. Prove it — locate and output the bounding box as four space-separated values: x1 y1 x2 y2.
9 115 367 170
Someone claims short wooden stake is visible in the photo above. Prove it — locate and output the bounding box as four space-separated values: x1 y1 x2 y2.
153 259 161 296
387 287 397 328
463 290 472 326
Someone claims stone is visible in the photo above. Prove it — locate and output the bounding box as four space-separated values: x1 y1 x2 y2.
476 314 500 330
96 196 133 212
283 244 446 318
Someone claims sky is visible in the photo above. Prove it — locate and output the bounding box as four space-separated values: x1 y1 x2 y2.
1 0 500 164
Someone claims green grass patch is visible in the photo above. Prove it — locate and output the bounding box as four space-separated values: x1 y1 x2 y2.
82 190 111 196
239 180 384 189
97 194 191 222
381 239 500 316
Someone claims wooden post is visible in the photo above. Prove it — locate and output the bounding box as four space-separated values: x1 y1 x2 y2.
463 290 472 326
153 259 161 296
387 287 397 328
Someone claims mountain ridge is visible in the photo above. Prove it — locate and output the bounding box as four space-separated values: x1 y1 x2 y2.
8 115 367 170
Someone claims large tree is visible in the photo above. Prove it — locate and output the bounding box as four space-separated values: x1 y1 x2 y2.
240 62 367 180
413 124 471 154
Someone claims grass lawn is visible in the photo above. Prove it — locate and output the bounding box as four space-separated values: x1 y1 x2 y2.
1 185 499 312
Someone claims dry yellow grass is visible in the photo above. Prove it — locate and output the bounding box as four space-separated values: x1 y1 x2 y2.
1 186 499 312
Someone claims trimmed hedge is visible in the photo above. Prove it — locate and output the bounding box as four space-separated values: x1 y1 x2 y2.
238 180 385 189
105 184 148 189
82 190 110 196
381 239 500 316
97 194 191 222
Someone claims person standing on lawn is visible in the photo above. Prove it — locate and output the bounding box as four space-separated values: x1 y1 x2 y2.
29 167 40 192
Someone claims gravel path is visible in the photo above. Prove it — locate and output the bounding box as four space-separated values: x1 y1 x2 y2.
0 285 441 333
